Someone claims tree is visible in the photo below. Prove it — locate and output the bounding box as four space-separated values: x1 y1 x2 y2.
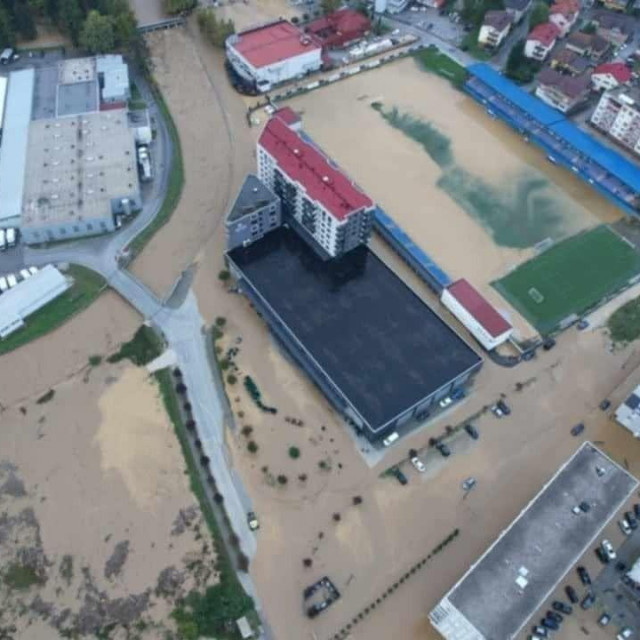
14 1 37 40
0 7 15 48
247 440 258 454
321 0 340 14
164 0 196 14
528 2 549 28
197 8 235 47
57 0 84 46
81 10 115 53
505 38 539 83
582 21 596 34
288 446 301 459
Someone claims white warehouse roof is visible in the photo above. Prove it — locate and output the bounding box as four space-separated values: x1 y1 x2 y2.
615 385 640 437
0 68 34 228
96 55 129 102
0 265 71 338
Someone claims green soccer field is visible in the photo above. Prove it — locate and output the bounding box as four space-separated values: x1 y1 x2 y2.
493 226 640 335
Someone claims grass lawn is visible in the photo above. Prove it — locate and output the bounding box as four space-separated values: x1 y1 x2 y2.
0 266 106 357
494 226 640 335
413 46 468 87
608 295 640 344
128 87 184 258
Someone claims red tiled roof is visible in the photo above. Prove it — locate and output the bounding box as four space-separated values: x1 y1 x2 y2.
594 62 632 83
274 106 300 125
306 9 370 36
233 20 322 69
259 116 373 221
527 22 561 46
550 0 579 16
447 279 512 338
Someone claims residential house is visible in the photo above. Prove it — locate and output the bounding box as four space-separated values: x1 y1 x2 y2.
591 86 640 155
550 47 592 75
478 10 513 49
602 0 629 12
535 67 592 112
305 9 371 49
549 0 580 37
591 61 632 91
504 0 532 23
525 22 561 60
591 10 634 48
566 31 611 60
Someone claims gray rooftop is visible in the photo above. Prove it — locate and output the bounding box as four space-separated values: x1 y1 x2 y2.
56 80 98 117
434 443 638 640
21 109 139 229
0 69 35 227
227 174 278 222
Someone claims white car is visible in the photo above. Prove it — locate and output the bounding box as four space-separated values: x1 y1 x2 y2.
602 539 616 561
410 456 426 473
618 628 634 640
28 266 39 276
382 432 399 447
439 397 452 409
0 276 7 293
19 269 31 280
6 274 17 288
247 511 259 531
620 519 632 536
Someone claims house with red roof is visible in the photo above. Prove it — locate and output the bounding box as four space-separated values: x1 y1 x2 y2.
525 22 561 61
257 111 374 259
305 9 371 49
592 62 632 91
549 0 580 36
225 20 323 93
441 279 513 351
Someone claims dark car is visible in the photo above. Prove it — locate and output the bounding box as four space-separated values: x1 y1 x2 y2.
571 423 585 436
553 600 572 615
436 442 451 458
391 467 408 486
580 501 591 513
307 601 328 618
634 503 640 520
464 423 479 440
600 399 612 411
543 337 556 350
596 547 609 564
577 566 591 585
616 561 628 572
581 592 595 610
542 616 559 630
565 585 579 603
547 610 563 623
626 511 638 530
451 388 465 401
522 349 536 361
497 399 511 415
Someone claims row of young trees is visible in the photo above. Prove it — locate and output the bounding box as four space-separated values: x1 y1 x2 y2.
0 0 137 54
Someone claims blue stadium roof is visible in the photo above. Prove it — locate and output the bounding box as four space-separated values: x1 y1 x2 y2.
467 63 564 127
467 63 640 193
373 207 451 288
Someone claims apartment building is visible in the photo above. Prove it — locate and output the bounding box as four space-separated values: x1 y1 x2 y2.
591 86 640 156
478 11 513 49
525 22 561 60
535 67 592 112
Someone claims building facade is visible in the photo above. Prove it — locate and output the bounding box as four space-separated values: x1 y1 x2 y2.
226 20 323 92
478 11 512 49
549 0 579 36
225 174 281 251
525 22 561 60
535 67 591 113
591 87 640 156
257 111 374 259
591 62 631 92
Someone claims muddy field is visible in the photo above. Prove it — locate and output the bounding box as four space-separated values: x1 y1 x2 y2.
0 357 216 639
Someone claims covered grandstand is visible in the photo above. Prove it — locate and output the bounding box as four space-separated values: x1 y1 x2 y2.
465 63 640 217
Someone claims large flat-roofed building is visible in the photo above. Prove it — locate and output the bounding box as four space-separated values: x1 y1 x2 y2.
430 442 639 640
227 226 482 442
0 265 71 338
0 69 35 228
226 20 323 92
257 112 374 259
20 109 140 244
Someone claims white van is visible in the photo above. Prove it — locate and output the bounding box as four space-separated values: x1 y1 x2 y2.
6 228 16 247
0 276 8 292
0 229 5 251
6 273 17 288
382 432 399 447
19 269 31 280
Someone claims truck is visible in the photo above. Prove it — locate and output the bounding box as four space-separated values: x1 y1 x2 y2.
0 276 8 293
137 145 153 182
6 273 17 288
6 227 16 247
0 229 5 251
0 48 14 64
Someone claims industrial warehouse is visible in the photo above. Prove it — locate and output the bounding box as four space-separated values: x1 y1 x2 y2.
226 110 482 442
0 55 142 243
430 443 638 640
465 63 640 217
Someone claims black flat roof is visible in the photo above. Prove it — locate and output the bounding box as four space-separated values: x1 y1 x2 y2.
227 227 481 434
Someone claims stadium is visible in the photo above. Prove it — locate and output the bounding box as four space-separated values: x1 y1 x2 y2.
494 226 640 335
465 64 640 218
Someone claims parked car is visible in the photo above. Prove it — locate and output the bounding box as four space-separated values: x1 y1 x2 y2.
492 404 504 418
617 628 634 640
462 477 476 491
577 566 591 585
543 337 556 350
565 585 579 603
577 319 589 330
616 561 628 572
391 467 408 486
634 503 640 520
436 442 451 458
6 227 16 247
497 399 511 415
580 501 591 513
532 626 548 638
410 456 426 473
596 547 609 564
464 423 479 439
451 388 465 401
0 229 6 251
247 511 259 531
28 266 38 276
19 269 31 280
620 518 633 536
626 511 638 530
602 539 617 561
600 399 612 411
383 432 399 447
439 396 453 409
571 423 585 436
581 592 595 609
7 274 17 288
542 616 559 630
0 277 7 293
553 600 572 615
599 612 611 626
547 610 563 623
